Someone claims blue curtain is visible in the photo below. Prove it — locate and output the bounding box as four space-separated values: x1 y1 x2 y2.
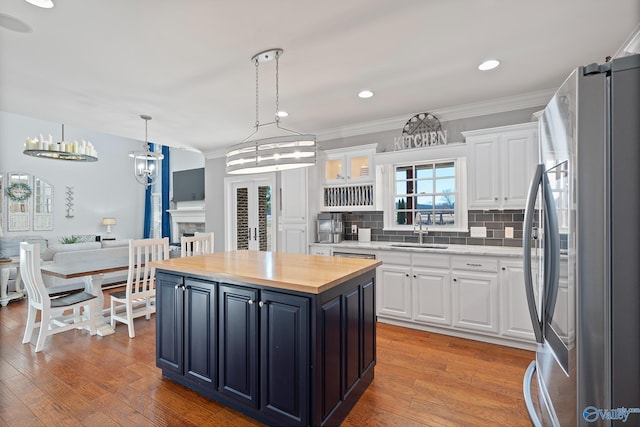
142 142 155 238
161 145 171 240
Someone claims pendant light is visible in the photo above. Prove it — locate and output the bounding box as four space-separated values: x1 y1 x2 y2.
23 124 98 162
129 115 164 188
226 48 316 174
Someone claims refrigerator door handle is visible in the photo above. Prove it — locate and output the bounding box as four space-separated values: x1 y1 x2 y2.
523 164 544 343
542 173 561 322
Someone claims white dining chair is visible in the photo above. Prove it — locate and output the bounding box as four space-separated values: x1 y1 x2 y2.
180 232 214 257
20 242 97 352
110 237 169 338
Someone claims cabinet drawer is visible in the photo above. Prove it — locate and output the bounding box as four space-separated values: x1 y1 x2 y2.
412 253 450 269
451 257 498 272
377 250 411 266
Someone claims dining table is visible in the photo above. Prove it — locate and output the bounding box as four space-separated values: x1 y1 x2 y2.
40 256 130 336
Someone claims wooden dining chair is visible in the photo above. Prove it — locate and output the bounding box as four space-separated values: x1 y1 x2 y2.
20 242 97 352
180 232 214 257
110 237 169 338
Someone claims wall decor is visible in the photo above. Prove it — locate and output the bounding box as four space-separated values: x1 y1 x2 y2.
393 112 448 150
65 186 74 218
6 182 32 202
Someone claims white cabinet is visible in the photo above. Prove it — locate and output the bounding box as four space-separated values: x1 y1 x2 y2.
451 256 499 334
377 251 450 324
412 266 451 326
323 145 376 185
321 144 377 211
464 122 537 209
279 168 308 254
499 259 535 341
377 262 412 319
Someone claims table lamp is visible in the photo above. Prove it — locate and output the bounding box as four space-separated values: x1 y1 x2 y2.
102 217 116 235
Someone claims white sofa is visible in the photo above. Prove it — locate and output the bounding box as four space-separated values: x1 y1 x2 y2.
41 240 131 293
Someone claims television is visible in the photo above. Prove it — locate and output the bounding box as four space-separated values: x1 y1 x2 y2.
172 168 205 202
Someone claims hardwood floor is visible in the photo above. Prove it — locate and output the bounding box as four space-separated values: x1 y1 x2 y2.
0 291 535 426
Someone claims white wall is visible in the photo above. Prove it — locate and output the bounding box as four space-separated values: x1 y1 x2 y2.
204 156 227 252
0 111 146 241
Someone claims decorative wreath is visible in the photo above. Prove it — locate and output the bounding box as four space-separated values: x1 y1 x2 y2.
6 182 32 202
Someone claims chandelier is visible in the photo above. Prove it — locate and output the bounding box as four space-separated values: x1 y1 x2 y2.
129 115 164 188
23 124 98 162
226 48 316 174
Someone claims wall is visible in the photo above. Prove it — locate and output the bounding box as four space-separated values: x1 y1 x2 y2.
0 111 146 242
204 156 227 252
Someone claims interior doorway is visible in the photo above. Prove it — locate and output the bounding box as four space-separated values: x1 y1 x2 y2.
225 174 276 251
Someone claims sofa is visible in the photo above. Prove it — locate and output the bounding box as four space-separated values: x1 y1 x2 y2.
41 240 131 292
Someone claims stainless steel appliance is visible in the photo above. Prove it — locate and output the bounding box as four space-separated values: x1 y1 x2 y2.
523 54 640 426
317 213 343 243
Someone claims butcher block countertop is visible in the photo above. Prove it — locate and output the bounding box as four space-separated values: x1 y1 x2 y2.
151 250 381 294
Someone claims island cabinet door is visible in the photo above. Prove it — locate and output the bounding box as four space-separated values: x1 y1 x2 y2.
156 273 184 375
218 284 259 408
259 290 310 426
183 278 217 388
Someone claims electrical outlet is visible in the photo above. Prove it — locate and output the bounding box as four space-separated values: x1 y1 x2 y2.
470 226 487 238
351 225 358 234
505 226 514 239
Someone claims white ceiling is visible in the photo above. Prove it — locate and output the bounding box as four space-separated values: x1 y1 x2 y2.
1 1 638 155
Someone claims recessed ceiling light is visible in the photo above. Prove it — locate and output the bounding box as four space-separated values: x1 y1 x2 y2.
277 111 288 118
478 59 500 71
358 90 374 99
24 0 54 8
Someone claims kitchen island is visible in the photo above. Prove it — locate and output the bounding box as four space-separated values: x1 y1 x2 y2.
151 250 381 427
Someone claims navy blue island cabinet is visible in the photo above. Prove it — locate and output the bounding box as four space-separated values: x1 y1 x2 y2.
154 251 378 427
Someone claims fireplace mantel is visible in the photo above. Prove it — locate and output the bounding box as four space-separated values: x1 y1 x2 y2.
168 208 205 242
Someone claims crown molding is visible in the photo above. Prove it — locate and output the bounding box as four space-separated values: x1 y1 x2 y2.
615 24 640 57
315 89 555 142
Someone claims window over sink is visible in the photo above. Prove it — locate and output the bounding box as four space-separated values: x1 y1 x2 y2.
379 154 468 232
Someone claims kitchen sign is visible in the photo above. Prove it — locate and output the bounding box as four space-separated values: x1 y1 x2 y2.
394 112 448 151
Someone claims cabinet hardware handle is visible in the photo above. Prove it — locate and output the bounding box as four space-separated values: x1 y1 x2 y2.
501 267 506 271
466 263 482 267
174 285 180 290
494 197 498 201
453 278 457 282
258 301 264 308
248 299 254 305
413 275 417 278
504 197 508 200
405 273 410 277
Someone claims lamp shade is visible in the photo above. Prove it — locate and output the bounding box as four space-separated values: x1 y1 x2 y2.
226 135 316 174
102 218 116 226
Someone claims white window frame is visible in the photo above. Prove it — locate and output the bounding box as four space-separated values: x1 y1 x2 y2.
380 154 468 233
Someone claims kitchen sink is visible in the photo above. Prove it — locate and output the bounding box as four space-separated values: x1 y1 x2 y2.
390 243 448 249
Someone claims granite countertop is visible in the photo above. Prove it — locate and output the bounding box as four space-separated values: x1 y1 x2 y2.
311 241 524 257
151 250 381 294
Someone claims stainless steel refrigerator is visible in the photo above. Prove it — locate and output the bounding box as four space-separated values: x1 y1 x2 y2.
522 54 640 426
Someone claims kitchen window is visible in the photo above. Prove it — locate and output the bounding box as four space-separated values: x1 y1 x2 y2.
383 157 468 232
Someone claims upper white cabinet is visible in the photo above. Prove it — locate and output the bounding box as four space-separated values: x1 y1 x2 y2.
323 144 375 185
463 122 537 209
320 144 377 211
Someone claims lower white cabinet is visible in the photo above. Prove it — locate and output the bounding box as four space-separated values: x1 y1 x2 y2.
280 224 307 254
452 270 499 334
377 258 412 320
412 266 451 326
376 250 535 349
499 259 535 341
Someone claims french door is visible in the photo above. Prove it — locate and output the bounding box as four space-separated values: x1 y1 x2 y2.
226 174 275 251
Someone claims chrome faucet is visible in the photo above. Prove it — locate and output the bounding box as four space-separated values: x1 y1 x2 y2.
414 212 428 244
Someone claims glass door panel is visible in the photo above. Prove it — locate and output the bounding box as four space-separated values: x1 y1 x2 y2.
231 179 274 251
